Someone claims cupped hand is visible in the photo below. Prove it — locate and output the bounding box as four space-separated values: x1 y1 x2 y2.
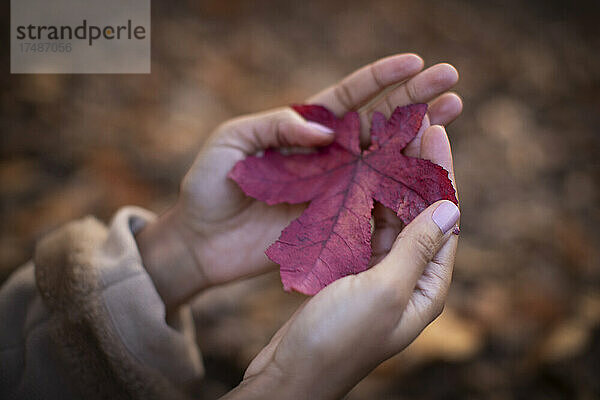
137 54 462 309
225 124 460 400
180 54 461 282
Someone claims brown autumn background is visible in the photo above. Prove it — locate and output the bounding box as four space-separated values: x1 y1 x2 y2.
1 0 599 398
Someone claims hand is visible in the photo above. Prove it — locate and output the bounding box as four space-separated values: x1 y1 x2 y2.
136 54 462 310
224 125 460 400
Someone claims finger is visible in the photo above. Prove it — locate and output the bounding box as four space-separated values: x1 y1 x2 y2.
362 63 459 125
411 232 458 318
402 113 430 157
307 54 424 115
419 125 458 197
403 123 454 175
420 125 454 178
390 233 458 346
360 63 458 143
369 200 460 298
214 107 335 154
428 92 463 126
387 63 459 109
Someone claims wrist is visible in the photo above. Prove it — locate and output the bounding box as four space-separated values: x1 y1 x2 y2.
225 360 350 400
221 363 300 400
135 205 208 311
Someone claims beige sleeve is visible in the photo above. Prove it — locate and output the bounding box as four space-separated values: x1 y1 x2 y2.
0 207 204 400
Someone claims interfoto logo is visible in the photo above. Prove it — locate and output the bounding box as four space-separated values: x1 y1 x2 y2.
11 0 150 73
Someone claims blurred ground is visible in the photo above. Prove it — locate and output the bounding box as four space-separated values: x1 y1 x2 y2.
1 0 600 398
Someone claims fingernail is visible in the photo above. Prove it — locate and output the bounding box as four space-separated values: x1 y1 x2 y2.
432 202 460 234
306 121 334 134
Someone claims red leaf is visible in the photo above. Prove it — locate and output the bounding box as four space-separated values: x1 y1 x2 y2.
229 104 457 295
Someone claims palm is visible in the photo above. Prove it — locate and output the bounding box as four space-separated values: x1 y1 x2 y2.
180 54 461 287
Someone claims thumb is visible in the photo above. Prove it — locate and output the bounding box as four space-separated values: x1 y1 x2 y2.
370 200 460 296
215 107 335 154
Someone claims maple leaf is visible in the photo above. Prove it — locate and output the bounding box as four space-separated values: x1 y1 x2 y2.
228 104 457 295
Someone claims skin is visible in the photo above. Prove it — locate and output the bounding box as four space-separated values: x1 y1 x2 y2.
136 53 461 399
